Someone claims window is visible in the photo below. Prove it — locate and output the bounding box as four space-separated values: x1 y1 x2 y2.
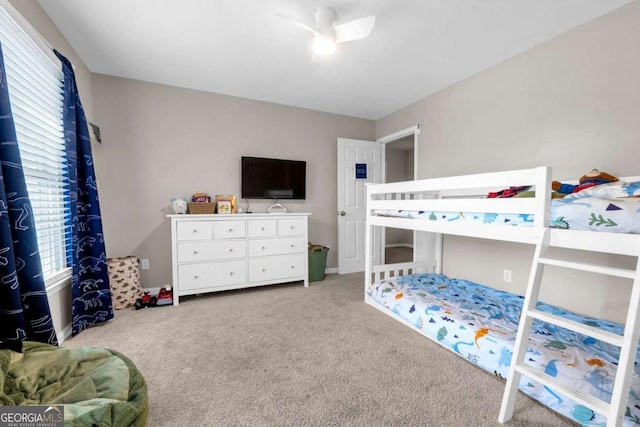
0 7 71 282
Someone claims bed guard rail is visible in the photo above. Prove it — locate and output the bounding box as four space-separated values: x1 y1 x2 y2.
365 166 552 243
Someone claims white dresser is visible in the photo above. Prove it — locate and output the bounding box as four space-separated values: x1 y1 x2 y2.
168 213 310 305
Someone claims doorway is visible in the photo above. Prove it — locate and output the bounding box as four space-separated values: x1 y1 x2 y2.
336 125 420 274
384 137 415 264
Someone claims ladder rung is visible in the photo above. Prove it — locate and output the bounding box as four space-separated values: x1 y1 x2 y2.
527 309 624 347
538 257 636 279
515 363 610 417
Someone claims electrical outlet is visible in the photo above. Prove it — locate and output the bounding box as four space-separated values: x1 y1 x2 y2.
141 259 150 270
503 269 512 283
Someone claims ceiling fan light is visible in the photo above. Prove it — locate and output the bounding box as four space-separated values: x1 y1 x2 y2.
313 35 336 55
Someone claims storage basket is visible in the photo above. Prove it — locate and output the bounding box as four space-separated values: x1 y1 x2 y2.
308 244 329 282
107 256 143 310
188 202 215 214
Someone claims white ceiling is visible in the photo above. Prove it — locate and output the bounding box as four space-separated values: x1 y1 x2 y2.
38 0 633 120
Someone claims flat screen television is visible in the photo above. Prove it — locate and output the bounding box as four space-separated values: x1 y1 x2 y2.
241 156 306 200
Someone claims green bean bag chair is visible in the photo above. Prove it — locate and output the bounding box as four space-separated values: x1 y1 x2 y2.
1 341 148 427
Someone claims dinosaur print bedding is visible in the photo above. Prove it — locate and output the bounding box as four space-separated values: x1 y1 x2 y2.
367 273 640 425
374 181 640 233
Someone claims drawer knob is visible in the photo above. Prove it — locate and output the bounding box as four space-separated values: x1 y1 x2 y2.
194 275 199 279
261 227 265 231
228 228 233 232
192 229 198 233
291 265 295 269
290 226 294 230
261 246 266 250
193 250 198 255
290 244 294 248
229 248 233 252
262 268 266 272
230 272 234 276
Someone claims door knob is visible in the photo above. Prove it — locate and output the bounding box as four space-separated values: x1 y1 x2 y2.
339 211 346 216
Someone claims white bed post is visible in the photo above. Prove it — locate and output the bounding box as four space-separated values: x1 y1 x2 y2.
434 192 443 274
533 166 551 229
364 183 373 293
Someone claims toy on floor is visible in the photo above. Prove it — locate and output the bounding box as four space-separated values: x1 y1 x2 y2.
134 287 173 309
134 291 157 310
552 169 617 195
156 286 173 306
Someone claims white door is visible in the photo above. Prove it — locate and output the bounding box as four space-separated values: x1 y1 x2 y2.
337 138 382 274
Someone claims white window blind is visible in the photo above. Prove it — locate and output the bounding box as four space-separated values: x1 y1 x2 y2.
0 7 71 281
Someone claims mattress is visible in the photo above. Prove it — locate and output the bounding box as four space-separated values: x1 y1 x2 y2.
374 181 640 234
366 273 640 425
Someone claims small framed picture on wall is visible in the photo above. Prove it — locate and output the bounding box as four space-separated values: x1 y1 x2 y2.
216 200 232 214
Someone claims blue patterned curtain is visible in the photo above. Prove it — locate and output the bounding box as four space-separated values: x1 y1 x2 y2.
54 50 113 336
0 43 58 352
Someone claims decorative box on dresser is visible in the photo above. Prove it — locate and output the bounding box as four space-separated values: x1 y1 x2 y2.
168 213 311 305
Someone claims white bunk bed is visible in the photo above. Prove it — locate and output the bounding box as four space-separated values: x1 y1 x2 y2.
364 166 640 426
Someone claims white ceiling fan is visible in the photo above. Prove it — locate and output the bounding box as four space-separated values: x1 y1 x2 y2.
278 6 375 55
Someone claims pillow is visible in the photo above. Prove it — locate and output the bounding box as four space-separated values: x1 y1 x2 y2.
563 181 640 199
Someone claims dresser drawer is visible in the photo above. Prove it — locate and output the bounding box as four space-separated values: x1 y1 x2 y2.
176 221 213 241
278 218 306 236
214 220 246 239
247 219 277 238
248 253 305 282
177 240 247 263
178 260 247 292
248 236 305 257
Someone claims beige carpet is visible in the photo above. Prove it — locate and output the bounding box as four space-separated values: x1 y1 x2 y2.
63 272 576 426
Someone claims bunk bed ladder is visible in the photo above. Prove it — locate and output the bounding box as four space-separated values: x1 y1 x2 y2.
499 228 640 427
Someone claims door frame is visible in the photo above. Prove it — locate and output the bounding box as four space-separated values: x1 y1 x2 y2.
377 123 420 181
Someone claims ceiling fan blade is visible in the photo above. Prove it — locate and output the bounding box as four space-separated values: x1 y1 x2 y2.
334 16 375 43
277 13 319 36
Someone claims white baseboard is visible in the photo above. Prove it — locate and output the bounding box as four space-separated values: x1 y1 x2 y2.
57 324 73 344
325 267 338 274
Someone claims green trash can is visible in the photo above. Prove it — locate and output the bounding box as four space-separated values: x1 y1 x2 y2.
308 244 329 282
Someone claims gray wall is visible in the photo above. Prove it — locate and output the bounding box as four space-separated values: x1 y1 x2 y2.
375 1 640 323
91 74 375 288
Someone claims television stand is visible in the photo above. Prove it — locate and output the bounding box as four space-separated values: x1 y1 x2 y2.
267 201 287 213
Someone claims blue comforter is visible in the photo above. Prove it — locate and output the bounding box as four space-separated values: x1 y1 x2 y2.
367 273 640 425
